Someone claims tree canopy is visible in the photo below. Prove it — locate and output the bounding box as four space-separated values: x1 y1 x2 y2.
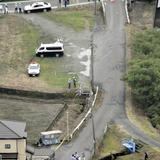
121 28 160 127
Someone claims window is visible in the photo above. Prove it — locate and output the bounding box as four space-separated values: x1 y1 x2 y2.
5 144 10 149
39 47 44 50
46 47 62 50
53 47 62 50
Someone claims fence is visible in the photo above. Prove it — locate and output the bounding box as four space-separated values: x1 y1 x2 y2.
70 86 99 139
125 0 130 24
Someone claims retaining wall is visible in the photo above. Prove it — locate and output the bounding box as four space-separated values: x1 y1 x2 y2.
0 87 87 99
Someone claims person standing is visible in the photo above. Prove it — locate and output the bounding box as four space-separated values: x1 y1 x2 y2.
68 78 71 89
145 152 148 160
59 0 61 7
15 3 18 13
64 0 67 7
18 3 21 13
73 77 76 88
82 152 85 160
67 0 70 5
4 4 8 14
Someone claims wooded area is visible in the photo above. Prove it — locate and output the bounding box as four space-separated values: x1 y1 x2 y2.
121 28 160 129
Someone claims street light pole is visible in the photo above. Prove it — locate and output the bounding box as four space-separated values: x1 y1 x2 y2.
67 112 69 142
94 0 97 15
57 0 59 10
90 91 97 156
91 35 95 93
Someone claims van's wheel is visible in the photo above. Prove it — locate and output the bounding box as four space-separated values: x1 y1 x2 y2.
43 9 47 12
55 54 59 57
40 54 44 58
27 10 31 14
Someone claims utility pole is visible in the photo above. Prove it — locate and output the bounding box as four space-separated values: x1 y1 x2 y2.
91 35 95 93
89 90 97 156
67 112 69 142
57 0 59 10
94 0 97 15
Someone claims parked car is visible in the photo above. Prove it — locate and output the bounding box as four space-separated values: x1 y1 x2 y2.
24 2 51 14
28 62 40 77
36 39 64 58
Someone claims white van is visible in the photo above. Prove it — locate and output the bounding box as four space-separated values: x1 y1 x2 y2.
36 40 64 57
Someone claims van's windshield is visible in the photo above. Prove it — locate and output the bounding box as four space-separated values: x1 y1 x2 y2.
36 46 40 50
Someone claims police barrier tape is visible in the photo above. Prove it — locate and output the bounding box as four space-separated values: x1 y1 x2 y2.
53 133 69 153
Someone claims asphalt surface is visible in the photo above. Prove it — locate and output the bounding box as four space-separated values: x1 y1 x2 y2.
55 0 160 160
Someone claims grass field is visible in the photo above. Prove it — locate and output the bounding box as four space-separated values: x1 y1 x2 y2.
39 7 94 32
94 125 160 160
0 7 94 92
0 97 64 145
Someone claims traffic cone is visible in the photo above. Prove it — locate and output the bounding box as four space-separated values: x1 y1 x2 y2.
110 0 114 2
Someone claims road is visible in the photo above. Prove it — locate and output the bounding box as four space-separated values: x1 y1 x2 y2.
55 0 160 159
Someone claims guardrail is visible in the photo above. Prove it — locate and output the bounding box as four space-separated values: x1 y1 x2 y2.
70 86 99 139
125 0 130 24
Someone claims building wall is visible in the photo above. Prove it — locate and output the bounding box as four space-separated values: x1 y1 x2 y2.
0 139 26 160
18 139 26 160
0 140 17 153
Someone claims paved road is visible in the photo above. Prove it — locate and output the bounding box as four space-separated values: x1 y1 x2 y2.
55 0 160 160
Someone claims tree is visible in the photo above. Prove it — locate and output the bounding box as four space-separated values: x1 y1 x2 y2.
148 103 160 127
121 58 160 108
131 28 160 59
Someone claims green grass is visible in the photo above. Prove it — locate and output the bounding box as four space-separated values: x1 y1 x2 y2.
94 125 160 160
32 56 79 89
0 98 64 145
40 10 94 32
0 15 80 91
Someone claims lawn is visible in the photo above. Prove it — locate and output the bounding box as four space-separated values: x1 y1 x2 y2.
39 6 94 32
0 6 94 92
0 97 64 145
93 125 160 160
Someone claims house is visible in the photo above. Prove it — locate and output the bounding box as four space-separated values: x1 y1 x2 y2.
0 119 32 160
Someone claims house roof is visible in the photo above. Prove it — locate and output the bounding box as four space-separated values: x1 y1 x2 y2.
0 119 27 139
